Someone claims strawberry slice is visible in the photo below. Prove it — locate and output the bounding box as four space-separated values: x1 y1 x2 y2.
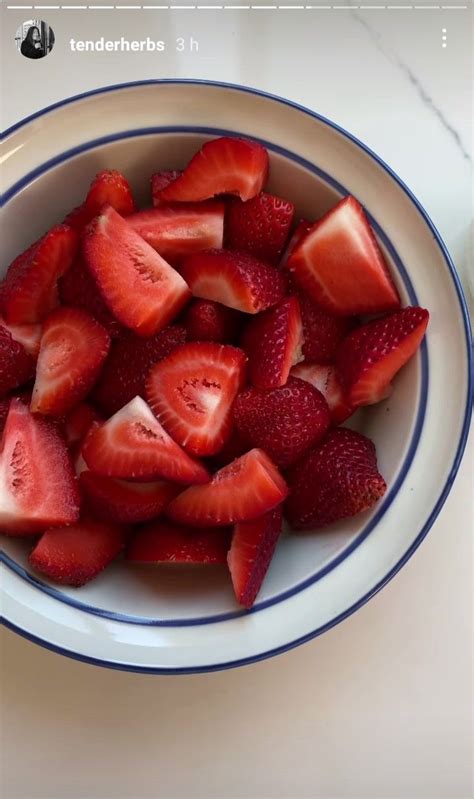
180 250 287 314
166 448 288 527
184 299 242 344
288 196 401 315
158 137 269 203
31 307 110 417
83 206 191 337
285 428 387 529
63 402 103 447
93 325 186 416
241 296 303 389
226 192 294 264
80 471 180 523
279 219 312 267
0 316 42 359
0 225 79 324
0 399 80 535
291 290 354 365
63 170 135 231
29 519 126 586
127 202 225 265
233 377 330 468
0 326 34 398
127 521 231 564
228 506 282 608
336 306 429 406
146 342 247 457
59 256 123 338
290 364 354 425
81 396 209 485
151 170 182 205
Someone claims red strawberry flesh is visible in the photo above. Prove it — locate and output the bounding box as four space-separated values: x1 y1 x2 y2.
127 521 231 564
228 506 282 608
166 448 288 527
80 471 180 524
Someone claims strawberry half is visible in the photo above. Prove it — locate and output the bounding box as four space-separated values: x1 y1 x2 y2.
93 325 187 417
81 396 209 485
29 519 126 586
290 363 354 425
228 506 282 609
151 170 182 205
59 256 124 338
287 196 400 315
233 377 331 468
0 225 79 324
180 249 287 314
127 521 231 564
279 219 312 268
336 306 429 406
80 471 180 524
292 290 354 365
0 325 34 398
31 307 110 417
127 202 225 265
184 299 242 344
241 296 303 389
166 448 288 527
63 170 135 231
0 316 42 359
146 342 247 457
226 192 294 264
0 399 80 535
83 206 191 337
158 137 269 203
285 428 387 529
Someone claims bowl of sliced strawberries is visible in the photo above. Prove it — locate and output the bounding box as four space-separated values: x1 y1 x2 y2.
1 81 471 673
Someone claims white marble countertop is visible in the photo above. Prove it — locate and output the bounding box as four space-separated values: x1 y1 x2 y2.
1 4 472 798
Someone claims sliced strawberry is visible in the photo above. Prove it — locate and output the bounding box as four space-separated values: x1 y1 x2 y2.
167 448 288 527
0 326 34 398
292 291 354 365
59 256 123 338
93 324 187 417
151 170 182 205
184 300 242 344
290 364 354 425
285 428 387 529
63 402 103 447
146 342 247 457
0 399 80 535
31 307 110 417
0 316 42 359
82 396 209 485
180 249 287 314
83 206 191 337
279 219 312 268
241 296 303 389
80 471 180 524
127 521 231 564
0 225 79 324
226 192 294 264
127 202 225 265
158 137 269 203
63 170 136 232
336 306 429 406
228 506 282 608
288 196 401 315
233 377 330 468
29 519 125 586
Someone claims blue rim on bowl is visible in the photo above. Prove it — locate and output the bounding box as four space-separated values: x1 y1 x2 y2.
1 80 472 674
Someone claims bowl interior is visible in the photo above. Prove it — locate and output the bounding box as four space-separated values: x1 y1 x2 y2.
1 132 423 623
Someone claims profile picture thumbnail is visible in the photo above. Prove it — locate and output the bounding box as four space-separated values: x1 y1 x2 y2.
16 19 55 60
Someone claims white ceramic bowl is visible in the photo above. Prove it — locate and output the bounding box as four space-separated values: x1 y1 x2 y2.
1 81 472 674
